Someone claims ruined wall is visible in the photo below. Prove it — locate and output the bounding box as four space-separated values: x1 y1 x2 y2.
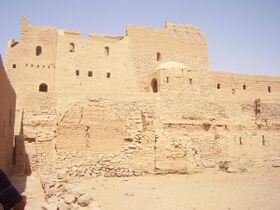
0 54 16 175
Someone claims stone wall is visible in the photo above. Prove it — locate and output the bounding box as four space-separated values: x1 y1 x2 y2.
3 17 280 176
0 54 16 175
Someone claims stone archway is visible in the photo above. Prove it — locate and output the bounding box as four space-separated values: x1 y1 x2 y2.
151 79 158 93
56 102 126 153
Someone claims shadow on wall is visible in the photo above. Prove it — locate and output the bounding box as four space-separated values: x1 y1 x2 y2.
0 54 29 194
0 54 16 175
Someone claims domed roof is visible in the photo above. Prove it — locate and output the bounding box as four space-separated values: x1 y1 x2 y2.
156 62 186 70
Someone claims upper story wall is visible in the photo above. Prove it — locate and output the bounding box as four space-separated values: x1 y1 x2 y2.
211 71 280 102
5 17 57 110
54 29 137 111
0 54 16 175
127 21 210 91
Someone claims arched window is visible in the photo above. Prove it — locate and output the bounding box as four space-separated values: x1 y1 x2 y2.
243 84 246 90
151 79 158 93
105 46 109 56
39 83 48 92
157 52 161 61
217 83 221 89
69 43 75 52
36 46 42 56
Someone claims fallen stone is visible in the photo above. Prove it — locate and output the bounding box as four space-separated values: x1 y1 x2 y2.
272 162 280 168
124 192 135 196
77 193 93 207
57 201 71 210
64 193 76 204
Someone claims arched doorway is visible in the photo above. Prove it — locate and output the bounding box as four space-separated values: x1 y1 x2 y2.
151 79 158 93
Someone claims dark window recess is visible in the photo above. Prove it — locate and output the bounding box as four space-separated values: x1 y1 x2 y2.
189 78 193 85
12 64 16 68
76 70 80 76
268 86 271 93
243 84 246 90
217 83 221 89
107 72 111 78
151 79 158 93
39 83 48 92
166 77 169 83
157 52 161 61
105 46 110 56
70 43 75 52
88 71 93 77
36 46 42 56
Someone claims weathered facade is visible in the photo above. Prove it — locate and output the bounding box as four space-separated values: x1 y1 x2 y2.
4 17 280 176
0 54 16 175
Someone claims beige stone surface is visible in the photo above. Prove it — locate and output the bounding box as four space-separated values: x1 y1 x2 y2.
0 54 16 175
1 16 280 209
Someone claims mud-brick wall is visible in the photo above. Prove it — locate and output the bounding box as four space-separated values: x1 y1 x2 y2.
127 23 211 92
6 16 57 111
0 55 16 175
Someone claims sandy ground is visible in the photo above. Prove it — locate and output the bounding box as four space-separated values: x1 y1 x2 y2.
10 167 280 210
84 168 280 210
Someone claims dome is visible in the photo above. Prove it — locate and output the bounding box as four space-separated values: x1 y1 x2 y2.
156 61 186 70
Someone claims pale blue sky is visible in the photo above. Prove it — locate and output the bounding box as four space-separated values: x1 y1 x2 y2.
0 0 279 75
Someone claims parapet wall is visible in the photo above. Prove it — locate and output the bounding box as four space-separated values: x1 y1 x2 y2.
211 71 280 101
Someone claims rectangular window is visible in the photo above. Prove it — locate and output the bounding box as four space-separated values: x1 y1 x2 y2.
13 64 16 68
88 71 93 77
107 72 111 78
166 77 169 83
76 70 80 76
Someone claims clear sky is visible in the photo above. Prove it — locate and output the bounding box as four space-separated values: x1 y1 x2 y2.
0 0 279 75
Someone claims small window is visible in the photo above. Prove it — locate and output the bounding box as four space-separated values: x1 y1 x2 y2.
232 89 236 95
157 52 161 62
31 64 34 67
166 77 169 83
37 65 40 68
243 84 246 90
12 64 16 68
268 86 271 93
39 83 48 92
36 46 42 56
26 64 28 67
43 65 45 68
189 78 193 85
172 30 177 37
76 70 80 76
70 43 75 52
217 83 221 89
88 71 93 77
185 32 189 38
107 72 111 78
105 46 109 56
48 66 50 69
